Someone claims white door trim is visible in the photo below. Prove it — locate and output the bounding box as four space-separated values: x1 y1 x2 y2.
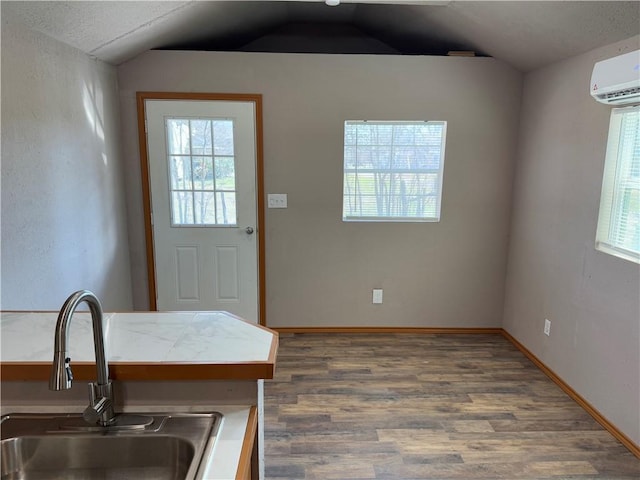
136 92 266 326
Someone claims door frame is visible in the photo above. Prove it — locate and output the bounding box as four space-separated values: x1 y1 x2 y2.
136 92 266 325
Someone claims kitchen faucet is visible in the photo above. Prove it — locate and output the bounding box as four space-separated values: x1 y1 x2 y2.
49 290 116 426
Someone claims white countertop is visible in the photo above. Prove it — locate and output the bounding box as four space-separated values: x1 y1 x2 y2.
1 311 277 381
1 311 274 363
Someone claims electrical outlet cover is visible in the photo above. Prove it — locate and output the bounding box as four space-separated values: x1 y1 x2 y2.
372 289 383 304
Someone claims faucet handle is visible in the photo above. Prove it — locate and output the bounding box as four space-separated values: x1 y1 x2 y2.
64 357 74 382
83 396 112 424
84 382 117 426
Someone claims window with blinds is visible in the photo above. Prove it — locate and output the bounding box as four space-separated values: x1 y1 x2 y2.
342 121 447 222
596 105 640 263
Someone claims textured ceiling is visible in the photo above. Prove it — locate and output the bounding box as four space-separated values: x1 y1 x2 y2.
2 1 639 72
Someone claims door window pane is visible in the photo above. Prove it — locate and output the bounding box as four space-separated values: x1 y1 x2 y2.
215 157 236 190
171 191 194 225
213 120 234 155
216 192 237 225
192 157 214 191
194 191 216 224
167 119 190 154
166 118 238 226
190 120 213 155
169 156 192 190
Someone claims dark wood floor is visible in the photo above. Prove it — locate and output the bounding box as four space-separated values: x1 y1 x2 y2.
263 333 640 479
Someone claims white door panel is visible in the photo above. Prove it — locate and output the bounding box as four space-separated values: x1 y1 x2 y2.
145 100 258 322
175 246 200 301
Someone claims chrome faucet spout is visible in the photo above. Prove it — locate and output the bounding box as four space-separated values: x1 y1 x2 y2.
49 290 115 426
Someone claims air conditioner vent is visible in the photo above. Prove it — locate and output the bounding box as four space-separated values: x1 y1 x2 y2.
595 86 640 104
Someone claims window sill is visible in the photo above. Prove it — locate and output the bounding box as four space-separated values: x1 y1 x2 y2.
343 217 441 223
595 242 640 264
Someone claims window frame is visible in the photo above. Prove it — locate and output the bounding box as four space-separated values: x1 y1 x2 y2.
595 105 640 264
342 120 447 223
165 117 239 227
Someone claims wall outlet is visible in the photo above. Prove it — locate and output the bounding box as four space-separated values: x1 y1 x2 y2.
267 194 287 208
544 318 551 336
372 289 383 304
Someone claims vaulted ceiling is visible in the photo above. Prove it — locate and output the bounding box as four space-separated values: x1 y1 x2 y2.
2 1 639 72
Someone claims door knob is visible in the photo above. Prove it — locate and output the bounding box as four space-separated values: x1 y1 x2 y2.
245 226 254 235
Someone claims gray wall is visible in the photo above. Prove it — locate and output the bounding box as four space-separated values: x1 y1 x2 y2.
503 35 640 445
117 51 522 328
0 19 133 310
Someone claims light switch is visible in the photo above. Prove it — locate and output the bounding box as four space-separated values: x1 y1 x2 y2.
268 194 288 208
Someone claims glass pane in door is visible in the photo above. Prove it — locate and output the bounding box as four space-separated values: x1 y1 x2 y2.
165 118 238 226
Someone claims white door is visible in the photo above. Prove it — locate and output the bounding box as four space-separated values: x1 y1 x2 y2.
145 100 258 322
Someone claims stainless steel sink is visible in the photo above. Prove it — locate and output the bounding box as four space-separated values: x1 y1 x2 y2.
0 412 222 480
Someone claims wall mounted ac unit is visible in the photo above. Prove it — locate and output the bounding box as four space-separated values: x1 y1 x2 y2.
590 49 640 105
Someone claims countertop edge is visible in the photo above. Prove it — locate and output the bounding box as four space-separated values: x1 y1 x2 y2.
0 359 275 381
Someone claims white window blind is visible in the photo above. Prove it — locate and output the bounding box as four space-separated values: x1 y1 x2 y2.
596 105 640 263
342 121 447 222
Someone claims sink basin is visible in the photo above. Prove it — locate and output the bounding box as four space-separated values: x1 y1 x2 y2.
2 436 194 479
0 412 222 480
